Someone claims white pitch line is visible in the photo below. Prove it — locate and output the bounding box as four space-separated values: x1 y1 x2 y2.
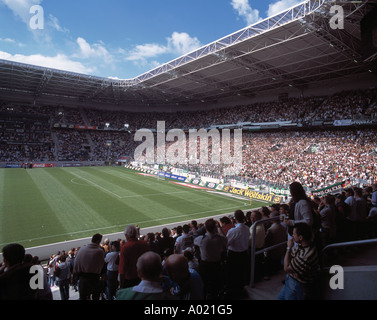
69 172 123 199
0 205 242 246
70 177 190 199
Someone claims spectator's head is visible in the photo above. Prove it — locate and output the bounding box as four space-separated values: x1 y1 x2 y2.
251 210 262 223
183 248 195 261
92 233 103 245
293 223 312 244
234 210 245 224
110 240 120 252
191 220 198 229
182 224 190 234
220 216 232 225
2 243 25 267
290 181 309 202
147 233 155 242
324 194 335 206
124 225 138 240
270 204 280 213
161 227 170 238
354 188 363 198
165 254 189 285
204 218 217 234
279 203 289 214
260 206 270 217
270 211 280 223
136 251 162 282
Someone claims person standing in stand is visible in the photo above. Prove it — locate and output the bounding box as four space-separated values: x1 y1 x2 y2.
118 225 149 289
224 210 250 299
73 233 105 300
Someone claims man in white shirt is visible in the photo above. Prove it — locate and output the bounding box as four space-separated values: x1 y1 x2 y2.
174 224 194 254
225 210 250 299
194 218 227 299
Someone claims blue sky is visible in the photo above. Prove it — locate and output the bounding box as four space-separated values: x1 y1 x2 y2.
0 0 303 79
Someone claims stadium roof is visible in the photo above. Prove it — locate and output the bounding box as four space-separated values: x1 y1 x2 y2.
0 0 376 110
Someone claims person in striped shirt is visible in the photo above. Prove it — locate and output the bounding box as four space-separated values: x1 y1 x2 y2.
277 222 319 300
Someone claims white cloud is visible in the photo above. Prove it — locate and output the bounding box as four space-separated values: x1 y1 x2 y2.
0 37 25 47
125 31 201 65
75 37 113 64
0 50 95 74
125 43 168 62
230 0 261 25
0 37 15 43
167 32 201 55
0 0 42 24
48 14 69 33
267 0 303 17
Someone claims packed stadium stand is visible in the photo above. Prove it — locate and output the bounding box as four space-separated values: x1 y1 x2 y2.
1 0 377 301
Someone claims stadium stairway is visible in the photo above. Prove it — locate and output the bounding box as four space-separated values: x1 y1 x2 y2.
317 239 377 300
245 239 377 300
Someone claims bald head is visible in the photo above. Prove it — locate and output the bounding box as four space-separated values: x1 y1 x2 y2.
165 254 189 284
136 251 162 282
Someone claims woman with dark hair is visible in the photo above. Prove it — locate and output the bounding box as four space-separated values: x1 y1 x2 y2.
284 182 313 230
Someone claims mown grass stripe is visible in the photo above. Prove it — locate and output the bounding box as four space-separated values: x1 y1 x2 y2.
0 167 270 248
0 169 63 246
27 169 111 235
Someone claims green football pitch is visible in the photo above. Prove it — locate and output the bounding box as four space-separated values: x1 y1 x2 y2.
0 167 268 249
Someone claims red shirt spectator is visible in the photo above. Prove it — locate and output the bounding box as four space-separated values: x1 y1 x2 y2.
119 225 149 288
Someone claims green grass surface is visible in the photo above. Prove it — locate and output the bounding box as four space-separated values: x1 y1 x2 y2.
0 167 267 248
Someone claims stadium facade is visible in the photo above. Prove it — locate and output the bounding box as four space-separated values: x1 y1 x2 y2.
0 0 376 113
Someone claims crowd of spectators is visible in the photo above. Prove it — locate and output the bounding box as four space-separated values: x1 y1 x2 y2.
1 88 377 190
55 130 90 162
1 181 376 300
239 129 377 190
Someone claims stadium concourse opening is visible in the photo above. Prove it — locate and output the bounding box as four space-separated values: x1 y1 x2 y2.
0 0 377 301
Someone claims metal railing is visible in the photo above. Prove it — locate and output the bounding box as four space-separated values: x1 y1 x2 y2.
320 238 377 270
249 216 287 288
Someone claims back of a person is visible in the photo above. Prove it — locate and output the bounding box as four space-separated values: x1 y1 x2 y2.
180 233 194 252
56 261 71 282
226 222 250 252
120 239 149 281
345 196 358 221
295 199 313 225
265 222 287 260
199 233 227 262
74 243 104 275
158 236 174 255
0 262 37 300
116 288 174 300
355 197 367 221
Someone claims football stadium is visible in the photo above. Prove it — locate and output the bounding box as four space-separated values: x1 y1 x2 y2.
0 0 377 301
